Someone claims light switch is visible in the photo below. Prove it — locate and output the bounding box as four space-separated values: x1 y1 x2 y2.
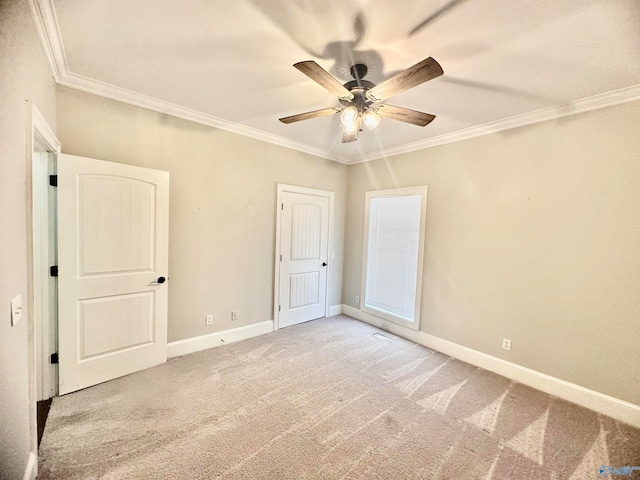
11 295 23 326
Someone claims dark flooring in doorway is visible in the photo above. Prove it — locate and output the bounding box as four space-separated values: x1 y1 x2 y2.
37 398 52 448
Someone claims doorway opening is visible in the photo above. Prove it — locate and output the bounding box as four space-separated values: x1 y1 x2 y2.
28 102 61 454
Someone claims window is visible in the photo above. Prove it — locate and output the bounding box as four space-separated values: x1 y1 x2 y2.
361 186 427 330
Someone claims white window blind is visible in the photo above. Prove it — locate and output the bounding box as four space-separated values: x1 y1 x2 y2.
362 188 427 327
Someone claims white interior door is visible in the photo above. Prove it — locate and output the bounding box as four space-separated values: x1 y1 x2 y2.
277 187 331 328
57 154 169 395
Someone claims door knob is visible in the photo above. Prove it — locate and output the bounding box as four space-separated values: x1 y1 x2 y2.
322 262 327 267
150 276 167 285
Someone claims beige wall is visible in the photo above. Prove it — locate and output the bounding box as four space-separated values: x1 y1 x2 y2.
55 87 348 343
0 1 58 478
344 100 640 405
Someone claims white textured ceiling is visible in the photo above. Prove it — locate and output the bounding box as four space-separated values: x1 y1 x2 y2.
43 0 640 162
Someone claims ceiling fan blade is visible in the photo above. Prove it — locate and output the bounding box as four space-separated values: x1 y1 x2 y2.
341 116 361 143
279 107 341 124
294 61 354 101
376 104 436 126
408 0 468 37
366 57 443 102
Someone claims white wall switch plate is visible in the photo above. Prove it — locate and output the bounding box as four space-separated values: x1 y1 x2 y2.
11 295 23 326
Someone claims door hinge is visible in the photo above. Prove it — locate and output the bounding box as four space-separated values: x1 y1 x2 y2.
49 175 58 187
49 266 59 277
281 203 283 210
50 352 59 364
280 254 282 261
278 305 281 312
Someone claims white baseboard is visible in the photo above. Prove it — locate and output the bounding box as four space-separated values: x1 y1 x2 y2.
22 452 37 480
328 304 343 317
167 321 274 358
341 304 640 429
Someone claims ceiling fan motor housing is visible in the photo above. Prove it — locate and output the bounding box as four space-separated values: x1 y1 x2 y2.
341 64 375 111
340 87 372 111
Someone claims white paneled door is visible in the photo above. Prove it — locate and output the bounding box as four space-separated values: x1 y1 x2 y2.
57 154 169 395
277 187 331 328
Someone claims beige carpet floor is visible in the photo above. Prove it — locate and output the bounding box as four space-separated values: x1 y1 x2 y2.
38 315 640 479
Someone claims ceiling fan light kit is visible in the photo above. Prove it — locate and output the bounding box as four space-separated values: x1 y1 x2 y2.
362 109 381 130
340 105 358 131
279 57 443 143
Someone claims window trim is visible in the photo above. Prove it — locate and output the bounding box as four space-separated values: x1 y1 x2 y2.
360 186 428 331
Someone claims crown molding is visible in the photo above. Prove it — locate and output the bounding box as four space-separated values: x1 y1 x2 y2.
356 83 640 164
57 71 349 164
30 0 640 167
29 0 67 81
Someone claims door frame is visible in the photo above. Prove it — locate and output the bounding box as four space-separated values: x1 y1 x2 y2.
27 101 60 470
273 184 334 331
32 147 58 402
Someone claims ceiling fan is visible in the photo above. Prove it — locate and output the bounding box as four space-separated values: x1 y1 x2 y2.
279 57 443 143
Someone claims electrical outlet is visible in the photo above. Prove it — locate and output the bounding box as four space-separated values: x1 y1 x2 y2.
354 295 360 303
205 314 213 326
231 310 238 321
381 322 390 331
502 338 511 351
